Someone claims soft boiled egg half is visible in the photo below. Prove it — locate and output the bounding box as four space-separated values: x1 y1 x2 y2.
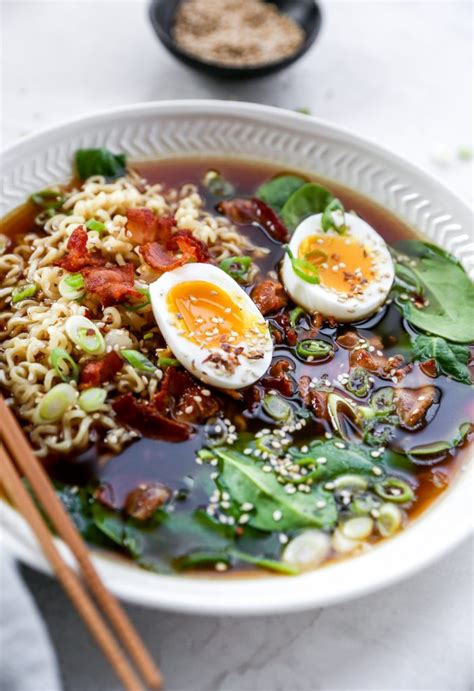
281 213 394 321
149 263 273 389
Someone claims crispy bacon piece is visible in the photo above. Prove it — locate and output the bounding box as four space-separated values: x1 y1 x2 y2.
251 279 288 316
125 482 172 520
141 230 210 272
336 331 361 349
82 263 141 307
79 351 123 389
261 359 294 396
176 383 220 423
350 349 411 381
125 208 176 245
394 386 438 430
113 392 191 442
114 366 219 440
298 375 328 418
273 313 298 346
218 198 289 243
243 385 263 412
419 358 438 378
56 227 105 272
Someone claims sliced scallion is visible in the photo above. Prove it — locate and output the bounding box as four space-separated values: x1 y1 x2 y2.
327 392 361 438
121 349 156 373
219 256 252 283
78 388 107 412
282 530 331 570
37 383 77 422
284 245 320 284
376 502 403 537
85 219 106 233
346 367 371 398
158 356 180 368
65 316 105 355
262 392 292 421
12 284 37 304
374 477 414 503
332 474 369 491
50 348 79 383
289 306 306 328
341 516 373 540
59 273 85 300
124 288 150 312
296 339 332 359
321 198 347 234
30 188 64 211
370 387 395 417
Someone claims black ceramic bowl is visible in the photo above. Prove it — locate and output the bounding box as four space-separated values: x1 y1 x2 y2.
149 0 322 79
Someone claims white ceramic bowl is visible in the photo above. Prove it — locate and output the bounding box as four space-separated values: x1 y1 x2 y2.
1 100 472 614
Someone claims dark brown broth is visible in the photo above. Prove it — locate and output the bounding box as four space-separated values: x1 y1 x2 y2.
1 156 472 572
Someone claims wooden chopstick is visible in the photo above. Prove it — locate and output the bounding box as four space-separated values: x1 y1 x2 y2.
0 444 145 691
0 397 163 690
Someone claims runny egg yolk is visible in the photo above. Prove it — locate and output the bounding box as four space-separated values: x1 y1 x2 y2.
167 280 248 347
298 234 376 295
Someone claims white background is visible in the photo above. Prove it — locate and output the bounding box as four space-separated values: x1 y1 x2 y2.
1 1 473 690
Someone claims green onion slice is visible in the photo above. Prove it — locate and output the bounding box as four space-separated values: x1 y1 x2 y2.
284 246 320 284
30 188 64 211
37 383 77 422
296 339 333 359
59 273 85 300
262 393 292 421
289 306 305 328
219 256 252 282
78 388 107 412
370 387 395 417
121 349 156 373
12 283 37 304
50 348 79 383
65 316 105 355
321 198 347 234
304 248 328 264
85 219 106 233
204 170 236 197
374 477 414 504
346 367 371 398
376 502 403 537
158 356 180 368
124 288 150 312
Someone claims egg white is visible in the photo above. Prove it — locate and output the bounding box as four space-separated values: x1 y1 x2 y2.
281 213 394 321
149 263 273 389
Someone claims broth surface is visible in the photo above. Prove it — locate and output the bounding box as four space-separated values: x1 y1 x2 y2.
1 156 472 575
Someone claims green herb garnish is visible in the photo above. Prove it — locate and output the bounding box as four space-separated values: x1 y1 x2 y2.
75 148 127 181
284 245 320 284
12 283 37 304
219 256 252 283
121 349 156 373
411 335 471 385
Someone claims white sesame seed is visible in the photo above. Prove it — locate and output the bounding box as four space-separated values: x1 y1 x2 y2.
372 466 383 476
273 510 282 521
215 562 228 572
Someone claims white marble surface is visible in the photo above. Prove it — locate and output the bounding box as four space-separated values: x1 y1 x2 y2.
1 1 473 690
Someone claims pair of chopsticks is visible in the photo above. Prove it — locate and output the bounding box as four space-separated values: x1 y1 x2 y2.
0 397 163 691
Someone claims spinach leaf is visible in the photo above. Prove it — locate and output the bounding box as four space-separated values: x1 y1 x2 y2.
214 448 337 531
230 550 298 575
289 440 382 483
393 240 474 343
256 175 306 212
412 335 471 385
75 148 127 181
280 183 334 230
55 485 115 548
91 502 152 558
